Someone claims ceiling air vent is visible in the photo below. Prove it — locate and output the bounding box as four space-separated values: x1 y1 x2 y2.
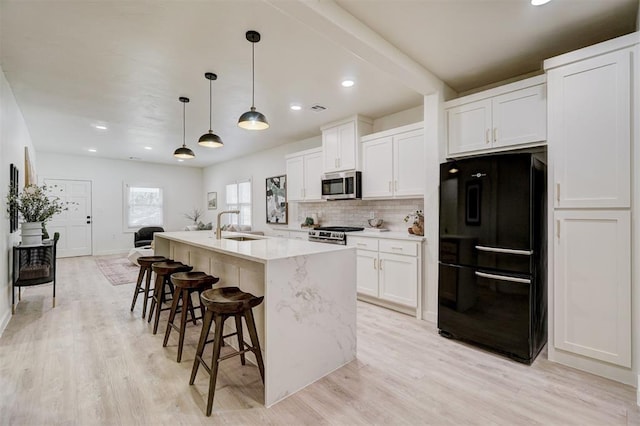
310 104 326 112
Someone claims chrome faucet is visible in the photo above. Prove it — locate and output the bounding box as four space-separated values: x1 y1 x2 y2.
216 210 240 239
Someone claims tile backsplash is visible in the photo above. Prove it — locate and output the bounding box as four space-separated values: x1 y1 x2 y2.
294 198 424 232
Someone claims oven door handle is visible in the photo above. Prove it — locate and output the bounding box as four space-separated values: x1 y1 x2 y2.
475 245 533 256
475 271 531 284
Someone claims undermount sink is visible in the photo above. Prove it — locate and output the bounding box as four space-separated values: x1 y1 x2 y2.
223 236 261 242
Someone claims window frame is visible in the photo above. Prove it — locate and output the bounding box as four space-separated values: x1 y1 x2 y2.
123 182 165 232
225 178 252 227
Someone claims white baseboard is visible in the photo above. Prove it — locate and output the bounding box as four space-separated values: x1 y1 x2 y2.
0 308 11 338
93 249 131 256
549 347 635 386
422 310 436 324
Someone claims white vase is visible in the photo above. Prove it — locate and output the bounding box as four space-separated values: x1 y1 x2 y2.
21 221 43 246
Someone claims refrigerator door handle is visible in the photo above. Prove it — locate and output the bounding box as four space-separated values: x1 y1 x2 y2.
475 245 533 256
475 271 531 284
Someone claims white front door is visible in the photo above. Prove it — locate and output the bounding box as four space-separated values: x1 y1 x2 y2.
43 178 92 257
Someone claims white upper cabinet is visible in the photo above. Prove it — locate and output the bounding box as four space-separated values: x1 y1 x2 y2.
285 147 323 202
547 48 632 209
446 99 492 154
445 75 547 157
362 136 393 197
362 123 424 199
322 115 372 173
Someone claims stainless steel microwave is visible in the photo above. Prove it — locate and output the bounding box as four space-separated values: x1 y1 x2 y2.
321 171 362 200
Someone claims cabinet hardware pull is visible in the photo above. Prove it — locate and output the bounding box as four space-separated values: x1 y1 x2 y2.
475 271 530 284
373 258 377 270
379 259 383 270
475 245 533 255
395 180 398 191
493 127 497 142
391 246 403 251
557 220 560 239
485 129 490 144
556 183 560 203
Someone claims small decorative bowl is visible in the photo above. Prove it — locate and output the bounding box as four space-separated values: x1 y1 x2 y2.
367 218 384 228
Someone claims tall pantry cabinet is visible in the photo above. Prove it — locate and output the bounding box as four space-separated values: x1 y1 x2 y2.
544 33 638 381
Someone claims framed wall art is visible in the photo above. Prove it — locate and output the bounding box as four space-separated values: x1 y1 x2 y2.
265 175 287 224
9 163 19 233
207 192 217 210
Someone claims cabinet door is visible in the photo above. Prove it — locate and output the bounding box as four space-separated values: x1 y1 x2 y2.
355 249 379 297
549 48 631 208
394 129 424 197
378 252 417 307
447 99 492 155
553 210 631 367
286 156 304 202
322 126 340 172
492 84 546 148
337 121 357 171
303 151 323 200
362 136 393 198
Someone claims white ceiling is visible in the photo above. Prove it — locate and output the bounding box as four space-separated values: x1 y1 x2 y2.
1 0 637 168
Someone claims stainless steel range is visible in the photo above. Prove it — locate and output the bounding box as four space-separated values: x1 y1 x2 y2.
308 226 364 245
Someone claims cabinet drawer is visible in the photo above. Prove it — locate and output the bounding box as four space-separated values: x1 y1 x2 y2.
379 239 418 256
348 236 378 251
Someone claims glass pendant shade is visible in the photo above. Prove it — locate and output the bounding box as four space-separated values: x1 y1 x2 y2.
238 30 269 131
173 96 195 159
198 131 223 148
238 107 269 130
199 72 224 148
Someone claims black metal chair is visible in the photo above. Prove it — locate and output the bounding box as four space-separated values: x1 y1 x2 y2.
134 226 164 247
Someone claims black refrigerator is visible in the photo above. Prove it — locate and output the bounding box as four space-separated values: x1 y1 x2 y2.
438 153 547 364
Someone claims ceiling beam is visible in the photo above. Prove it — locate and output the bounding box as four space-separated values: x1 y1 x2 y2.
265 0 454 97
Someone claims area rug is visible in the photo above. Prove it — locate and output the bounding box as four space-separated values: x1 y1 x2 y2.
95 255 139 286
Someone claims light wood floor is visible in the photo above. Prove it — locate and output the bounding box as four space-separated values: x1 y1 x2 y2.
1 255 639 425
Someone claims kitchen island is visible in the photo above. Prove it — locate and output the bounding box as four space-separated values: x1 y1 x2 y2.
153 231 356 407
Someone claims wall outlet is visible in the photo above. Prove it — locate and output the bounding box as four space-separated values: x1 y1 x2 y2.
369 211 375 219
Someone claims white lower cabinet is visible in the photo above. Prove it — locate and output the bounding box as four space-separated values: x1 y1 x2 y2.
378 252 418 306
553 209 631 367
349 236 420 314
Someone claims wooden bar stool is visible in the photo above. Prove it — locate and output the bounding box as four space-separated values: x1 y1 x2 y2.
148 260 193 334
164 272 220 362
189 286 265 416
130 255 167 319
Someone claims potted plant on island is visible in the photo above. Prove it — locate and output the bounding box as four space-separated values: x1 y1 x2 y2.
404 209 424 236
6 184 71 245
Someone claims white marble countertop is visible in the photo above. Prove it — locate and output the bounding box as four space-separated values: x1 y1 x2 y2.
155 231 352 263
350 229 426 242
277 226 425 241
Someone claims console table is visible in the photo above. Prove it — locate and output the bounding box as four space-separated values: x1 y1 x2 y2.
12 234 59 314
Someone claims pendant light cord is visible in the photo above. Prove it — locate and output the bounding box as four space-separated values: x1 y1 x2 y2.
209 78 213 131
251 41 255 109
182 101 186 148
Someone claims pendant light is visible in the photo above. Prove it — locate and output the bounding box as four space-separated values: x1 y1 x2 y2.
198 72 223 148
238 30 269 130
174 97 195 159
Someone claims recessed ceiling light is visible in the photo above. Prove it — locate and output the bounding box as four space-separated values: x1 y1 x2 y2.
93 124 108 130
88 148 97 153
290 104 302 111
144 146 152 150
531 0 551 5
341 80 355 88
